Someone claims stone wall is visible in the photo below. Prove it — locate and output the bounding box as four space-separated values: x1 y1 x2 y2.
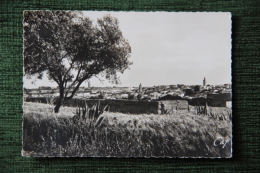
158 100 189 114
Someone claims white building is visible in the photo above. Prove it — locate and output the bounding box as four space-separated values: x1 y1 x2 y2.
226 101 232 108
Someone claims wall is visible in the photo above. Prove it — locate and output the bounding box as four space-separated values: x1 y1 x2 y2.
64 99 189 114
158 100 189 114
188 105 232 117
24 97 47 103
187 97 208 106
64 99 159 114
207 93 232 107
25 97 190 115
107 100 159 114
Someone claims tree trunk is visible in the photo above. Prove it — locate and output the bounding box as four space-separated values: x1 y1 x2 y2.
54 99 62 113
54 84 64 113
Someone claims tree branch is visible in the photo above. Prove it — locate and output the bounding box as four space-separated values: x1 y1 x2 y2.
59 52 69 64
52 75 60 85
63 60 74 81
48 67 60 86
94 75 104 84
74 63 83 83
65 73 93 100
63 63 83 98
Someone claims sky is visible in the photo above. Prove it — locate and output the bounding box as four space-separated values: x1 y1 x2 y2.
24 11 232 88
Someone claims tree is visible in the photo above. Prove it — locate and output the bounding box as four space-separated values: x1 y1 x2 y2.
24 11 132 112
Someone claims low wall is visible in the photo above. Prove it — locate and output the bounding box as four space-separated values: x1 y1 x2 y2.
158 100 189 114
189 105 232 116
64 99 159 114
64 99 189 114
24 97 47 104
108 100 159 114
24 97 190 115
187 98 208 106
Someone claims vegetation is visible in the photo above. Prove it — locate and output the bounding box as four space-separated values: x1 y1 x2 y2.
24 11 132 112
72 101 108 126
23 102 232 157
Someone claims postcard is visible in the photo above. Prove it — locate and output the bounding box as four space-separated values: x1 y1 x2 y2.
22 11 232 157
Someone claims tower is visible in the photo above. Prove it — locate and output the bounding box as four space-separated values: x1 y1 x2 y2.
203 77 206 86
138 83 142 93
88 81 91 88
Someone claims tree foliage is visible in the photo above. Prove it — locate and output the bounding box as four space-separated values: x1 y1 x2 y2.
24 11 132 112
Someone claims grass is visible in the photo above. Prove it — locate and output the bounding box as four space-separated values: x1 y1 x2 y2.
22 102 232 157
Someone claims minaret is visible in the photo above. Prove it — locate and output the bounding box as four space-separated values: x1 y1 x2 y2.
138 83 142 93
88 81 91 88
203 77 206 86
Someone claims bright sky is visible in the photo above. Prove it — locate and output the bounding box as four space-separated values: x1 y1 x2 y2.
24 11 232 88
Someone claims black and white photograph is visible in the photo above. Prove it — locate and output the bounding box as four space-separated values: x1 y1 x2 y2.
22 11 232 157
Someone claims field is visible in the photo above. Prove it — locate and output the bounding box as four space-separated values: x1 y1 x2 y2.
22 102 232 157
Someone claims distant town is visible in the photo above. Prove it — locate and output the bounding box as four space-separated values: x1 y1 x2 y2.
24 77 232 108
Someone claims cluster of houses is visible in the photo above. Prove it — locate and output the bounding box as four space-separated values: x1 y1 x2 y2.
24 78 232 108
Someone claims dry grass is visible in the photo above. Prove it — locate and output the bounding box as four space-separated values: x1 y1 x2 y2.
23 102 76 117
22 102 232 157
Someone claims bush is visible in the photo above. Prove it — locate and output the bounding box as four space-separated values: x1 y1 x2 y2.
72 101 108 127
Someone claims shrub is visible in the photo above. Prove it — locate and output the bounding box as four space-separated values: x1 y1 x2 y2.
73 101 109 127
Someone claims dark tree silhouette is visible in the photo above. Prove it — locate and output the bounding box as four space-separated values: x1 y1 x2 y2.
24 11 132 112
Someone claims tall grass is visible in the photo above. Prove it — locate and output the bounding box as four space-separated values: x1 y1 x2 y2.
22 102 232 157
